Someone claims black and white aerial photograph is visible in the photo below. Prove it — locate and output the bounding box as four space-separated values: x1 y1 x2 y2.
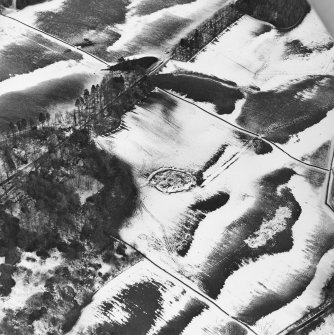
0 0 334 334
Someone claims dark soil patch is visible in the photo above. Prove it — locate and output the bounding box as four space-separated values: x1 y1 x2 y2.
252 24 272 36
36 0 127 60
152 73 244 114
329 176 334 210
200 144 228 173
251 138 273 155
237 133 272 155
109 57 158 72
285 40 334 57
176 192 230 256
36 0 127 39
302 141 331 169
16 0 46 9
219 322 248 335
285 39 313 55
159 300 205 335
99 280 162 335
236 0 310 28
306 170 327 189
190 192 230 213
237 76 334 144
199 169 301 301
0 39 82 82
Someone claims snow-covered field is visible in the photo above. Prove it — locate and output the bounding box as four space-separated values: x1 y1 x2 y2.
2 2 334 334
5 0 232 61
81 10 334 334
165 11 334 89
71 259 252 335
163 11 334 167
107 0 231 57
93 84 334 333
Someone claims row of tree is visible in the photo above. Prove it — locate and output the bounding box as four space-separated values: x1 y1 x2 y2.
8 112 51 135
173 2 242 61
7 59 150 140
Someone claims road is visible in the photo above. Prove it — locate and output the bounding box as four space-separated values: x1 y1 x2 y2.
105 234 259 335
0 14 110 66
159 88 330 174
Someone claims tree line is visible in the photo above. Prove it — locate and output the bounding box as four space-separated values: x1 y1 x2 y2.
8 112 51 135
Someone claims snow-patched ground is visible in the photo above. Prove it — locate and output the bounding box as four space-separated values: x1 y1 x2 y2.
70 259 252 335
74 8 334 335
93 83 334 334
165 11 334 89
255 248 334 334
107 0 231 56
6 0 232 61
3 3 330 334
163 10 334 168
216 171 334 332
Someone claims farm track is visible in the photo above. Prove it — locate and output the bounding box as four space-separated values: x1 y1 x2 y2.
159 88 330 174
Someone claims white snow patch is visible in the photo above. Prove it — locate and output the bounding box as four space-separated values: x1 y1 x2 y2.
245 206 292 248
